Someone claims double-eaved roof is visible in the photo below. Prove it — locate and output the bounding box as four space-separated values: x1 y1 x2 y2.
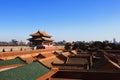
28 30 53 41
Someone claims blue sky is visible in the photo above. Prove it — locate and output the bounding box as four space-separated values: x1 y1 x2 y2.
0 0 120 42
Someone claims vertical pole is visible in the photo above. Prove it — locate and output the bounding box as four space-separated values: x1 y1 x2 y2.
90 56 93 68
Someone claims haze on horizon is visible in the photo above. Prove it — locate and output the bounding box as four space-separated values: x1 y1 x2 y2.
0 0 120 42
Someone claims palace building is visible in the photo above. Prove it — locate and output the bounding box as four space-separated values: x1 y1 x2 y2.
28 30 53 49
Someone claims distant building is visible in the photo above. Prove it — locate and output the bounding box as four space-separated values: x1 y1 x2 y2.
113 38 117 44
28 30 53 49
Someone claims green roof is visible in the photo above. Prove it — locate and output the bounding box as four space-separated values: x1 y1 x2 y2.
0 62 50 80
0 58 25 66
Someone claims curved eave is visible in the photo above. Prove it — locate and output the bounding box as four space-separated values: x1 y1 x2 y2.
29 30 52 38
42 37 53 41
30 34 42 37
27 38 33 41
